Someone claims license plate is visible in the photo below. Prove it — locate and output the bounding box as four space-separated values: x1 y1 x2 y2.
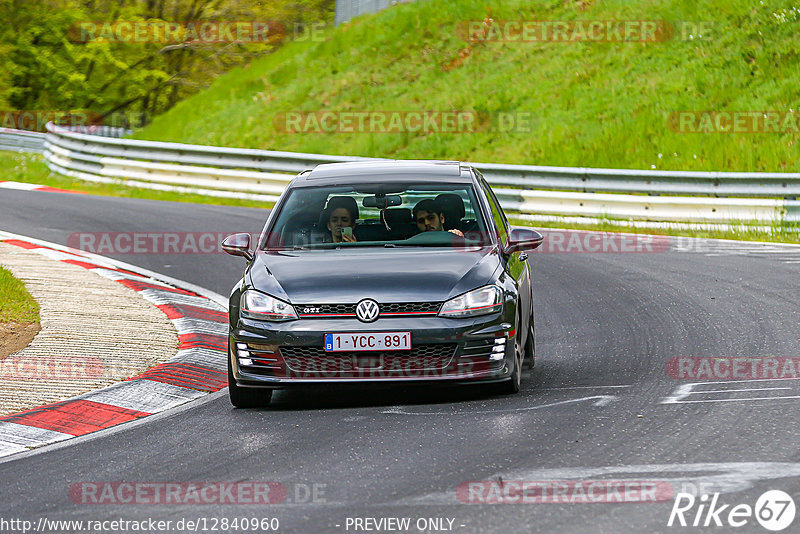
324 332 411 352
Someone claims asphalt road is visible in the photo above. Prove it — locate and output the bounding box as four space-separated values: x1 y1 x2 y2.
1 189 800 534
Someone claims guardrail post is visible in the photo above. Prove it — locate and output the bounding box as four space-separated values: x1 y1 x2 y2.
785 200 800 224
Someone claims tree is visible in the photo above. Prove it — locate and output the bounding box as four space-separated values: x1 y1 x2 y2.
0 0 334 128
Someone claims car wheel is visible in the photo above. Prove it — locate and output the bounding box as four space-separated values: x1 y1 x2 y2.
524 312 535 369
497 330 522 395
228 341 272 408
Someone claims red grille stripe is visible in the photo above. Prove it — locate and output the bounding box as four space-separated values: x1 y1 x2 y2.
381 311 438 316
299 313 357 317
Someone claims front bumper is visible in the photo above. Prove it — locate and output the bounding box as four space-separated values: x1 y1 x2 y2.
230 313 516 389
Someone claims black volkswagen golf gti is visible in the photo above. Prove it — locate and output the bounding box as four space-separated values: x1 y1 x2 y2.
222 160 543 407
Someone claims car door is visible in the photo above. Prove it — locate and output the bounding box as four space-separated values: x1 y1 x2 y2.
477 173 533 333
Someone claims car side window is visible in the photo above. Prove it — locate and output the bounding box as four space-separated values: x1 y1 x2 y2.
479 179 508 246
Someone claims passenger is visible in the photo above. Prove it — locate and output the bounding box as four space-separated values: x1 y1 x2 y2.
323 196 358 243
412 199 464 237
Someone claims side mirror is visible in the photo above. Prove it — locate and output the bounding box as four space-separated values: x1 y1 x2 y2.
504 227 544 254
222 233 253 261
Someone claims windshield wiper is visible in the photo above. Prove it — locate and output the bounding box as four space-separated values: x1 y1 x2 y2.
382 242 452 248
393 241 483 248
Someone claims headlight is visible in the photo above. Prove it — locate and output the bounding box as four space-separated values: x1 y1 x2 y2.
438 285 503 318
240 290 297 321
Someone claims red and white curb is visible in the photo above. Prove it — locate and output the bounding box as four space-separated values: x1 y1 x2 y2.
0 180 82 194
0 232 229 459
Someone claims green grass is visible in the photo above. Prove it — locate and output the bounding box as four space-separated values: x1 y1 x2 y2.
133 0 800 174
0 266 39 324
0 152 272 208
510 217 800 244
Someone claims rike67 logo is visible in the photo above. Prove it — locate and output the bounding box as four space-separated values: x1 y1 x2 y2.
668 490 796 531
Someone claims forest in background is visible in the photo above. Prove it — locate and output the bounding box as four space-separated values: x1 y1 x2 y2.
0 0 333 129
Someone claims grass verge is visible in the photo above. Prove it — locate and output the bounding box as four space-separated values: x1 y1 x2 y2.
134 0 800 174
0 266 39 324
511 217 800 245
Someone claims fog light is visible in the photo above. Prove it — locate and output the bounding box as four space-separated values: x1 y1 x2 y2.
488 336 507 361
239 358 253 366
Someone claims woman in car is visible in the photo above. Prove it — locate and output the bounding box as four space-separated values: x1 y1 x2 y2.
323 196 358 243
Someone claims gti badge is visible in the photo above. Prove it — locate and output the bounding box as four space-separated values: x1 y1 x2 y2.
355 299 380 323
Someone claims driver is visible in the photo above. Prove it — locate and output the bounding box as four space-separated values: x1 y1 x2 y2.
412 199 464 237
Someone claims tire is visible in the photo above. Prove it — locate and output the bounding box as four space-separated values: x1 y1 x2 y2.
228 341 272 408
524 312 535 369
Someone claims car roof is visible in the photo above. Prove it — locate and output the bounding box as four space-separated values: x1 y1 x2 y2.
292 161 474 186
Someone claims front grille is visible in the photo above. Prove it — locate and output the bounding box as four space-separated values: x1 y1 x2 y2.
295 302 440 317
381 302 440 314
298 303 355 315
280 343 456 374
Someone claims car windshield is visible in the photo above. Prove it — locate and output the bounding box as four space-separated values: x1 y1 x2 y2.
262 182 490 250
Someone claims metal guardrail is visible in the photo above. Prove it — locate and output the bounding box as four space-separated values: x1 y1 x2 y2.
59 125 133 138
0 129 46 153
0 126 130 154
1 123 799 225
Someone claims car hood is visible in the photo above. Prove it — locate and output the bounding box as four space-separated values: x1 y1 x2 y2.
248 247 500 304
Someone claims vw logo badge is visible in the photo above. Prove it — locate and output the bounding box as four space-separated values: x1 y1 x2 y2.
355 299 380 323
